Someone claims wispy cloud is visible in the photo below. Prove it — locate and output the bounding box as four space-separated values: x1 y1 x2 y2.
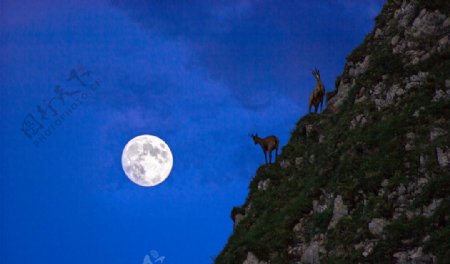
110 0 384 110
2 0 384 191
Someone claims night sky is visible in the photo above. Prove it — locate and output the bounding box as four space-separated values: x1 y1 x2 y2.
1 1 384 263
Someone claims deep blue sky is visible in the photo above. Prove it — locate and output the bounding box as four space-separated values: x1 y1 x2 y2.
1 1 384 263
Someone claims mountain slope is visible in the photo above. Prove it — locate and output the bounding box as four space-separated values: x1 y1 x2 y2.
216 1 450 263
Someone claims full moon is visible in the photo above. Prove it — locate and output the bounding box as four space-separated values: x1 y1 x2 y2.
121 135 173 187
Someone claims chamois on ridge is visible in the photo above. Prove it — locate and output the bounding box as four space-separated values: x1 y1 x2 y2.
251 133 279 165
308 68 325 113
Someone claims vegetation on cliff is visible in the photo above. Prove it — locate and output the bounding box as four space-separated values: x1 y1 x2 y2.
216 1 450 263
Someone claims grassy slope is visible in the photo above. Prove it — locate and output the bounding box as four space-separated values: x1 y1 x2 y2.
216 1 450 263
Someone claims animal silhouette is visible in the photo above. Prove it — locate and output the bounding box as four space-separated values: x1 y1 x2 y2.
308 68 326 113
251 133 279 165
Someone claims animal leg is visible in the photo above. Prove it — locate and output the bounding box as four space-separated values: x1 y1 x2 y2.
269 151 272 164
275 148 278 163
264 151 268 165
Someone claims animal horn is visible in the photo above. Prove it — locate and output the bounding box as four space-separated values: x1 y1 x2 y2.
312 68 320 77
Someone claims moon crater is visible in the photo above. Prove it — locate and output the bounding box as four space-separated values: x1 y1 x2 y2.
121 135 173 187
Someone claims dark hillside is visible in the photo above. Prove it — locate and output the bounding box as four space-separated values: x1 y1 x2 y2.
216 1 450 263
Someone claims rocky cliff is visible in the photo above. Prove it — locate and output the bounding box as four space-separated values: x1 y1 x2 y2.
216 1 450 263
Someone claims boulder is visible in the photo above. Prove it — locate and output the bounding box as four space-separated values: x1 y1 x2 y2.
436 147 450 168
243 252 267 264
328 195 348 229
369 218 388 236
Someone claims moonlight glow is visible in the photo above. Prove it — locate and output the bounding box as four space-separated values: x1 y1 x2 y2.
121 135 173 187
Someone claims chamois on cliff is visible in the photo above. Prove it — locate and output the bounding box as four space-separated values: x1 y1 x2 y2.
308 68 325 113
251 133 279 165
